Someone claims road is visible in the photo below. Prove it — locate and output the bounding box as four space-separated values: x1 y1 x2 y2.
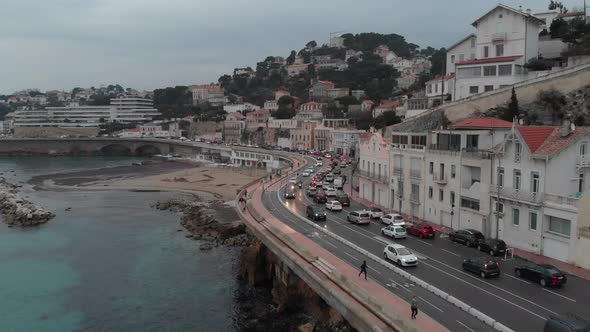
263 156 590 332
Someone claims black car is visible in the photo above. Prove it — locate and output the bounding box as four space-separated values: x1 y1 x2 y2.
477 239 507 256
462 257 501 278
314 189 327 204
306 205 327 221
284 187 296 199
335 194 350 206
449 229 485 247
306 187 317 197
515 263 567 287
544 314 590 332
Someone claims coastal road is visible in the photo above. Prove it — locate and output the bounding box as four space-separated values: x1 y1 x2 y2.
264 156 590 332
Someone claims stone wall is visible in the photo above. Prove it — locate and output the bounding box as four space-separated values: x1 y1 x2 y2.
14 127 99 138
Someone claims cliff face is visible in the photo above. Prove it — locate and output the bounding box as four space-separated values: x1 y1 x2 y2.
237 239 355 332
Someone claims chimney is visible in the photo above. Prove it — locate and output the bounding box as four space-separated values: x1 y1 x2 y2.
560 118 573 137
526 8 531 15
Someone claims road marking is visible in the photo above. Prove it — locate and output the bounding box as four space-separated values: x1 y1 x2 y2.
456 320 477 332
413 238 434 246
505 274 531 284
324 241 338 249
373 236 391 245
389 279 411 292
368 266 382 275
418 296 444 312
543 289 577 302
344 252 359 261
441 249 461 257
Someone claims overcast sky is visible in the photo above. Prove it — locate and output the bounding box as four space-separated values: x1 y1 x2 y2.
0 0 582 94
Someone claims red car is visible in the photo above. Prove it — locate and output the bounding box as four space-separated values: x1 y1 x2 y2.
406 223 436 239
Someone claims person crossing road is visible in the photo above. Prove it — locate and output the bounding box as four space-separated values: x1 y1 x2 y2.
358 260 367 280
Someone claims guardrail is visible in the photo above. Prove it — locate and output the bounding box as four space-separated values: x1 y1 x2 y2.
274 176 515 332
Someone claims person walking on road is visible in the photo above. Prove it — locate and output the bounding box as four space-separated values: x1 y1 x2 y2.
410 296 418 319
358 260 367 280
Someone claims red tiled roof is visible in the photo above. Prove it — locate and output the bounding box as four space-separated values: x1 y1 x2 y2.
318 80 334 85
228 112 245 119
534 127 590 156
182 115 194 120
518 126 557 153
362 100 374 104
376 100 401 109
558 12 585 18
456 56 522 66
359 132 371 139
426 74 455 83
453 117 514 129
248 109 269 115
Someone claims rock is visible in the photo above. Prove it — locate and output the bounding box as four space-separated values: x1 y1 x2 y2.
199 243 214 251
298 322 315 332
0 180 54 227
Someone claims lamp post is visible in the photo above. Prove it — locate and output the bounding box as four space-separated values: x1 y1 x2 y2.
450 204 455 230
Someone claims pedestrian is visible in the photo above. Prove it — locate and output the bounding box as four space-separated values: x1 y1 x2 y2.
270 174 273 181
358 260 367 280
411 296 418 319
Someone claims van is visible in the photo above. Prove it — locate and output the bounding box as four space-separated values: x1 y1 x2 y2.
334 177 344 189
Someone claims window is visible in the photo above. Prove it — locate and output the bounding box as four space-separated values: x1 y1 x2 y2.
469 86 479 94
450 191 455 205
496 202 504 214
466 135 479 151
471 38 476 48
496 44 504 57
459 54 465 62
470 53 475 59
440 163 445 178
429 162 434 174
497 167 504 187
548 216 571 237
457 66 481 78
484 46 489 58
483 66 497 76
439 189 444 201
529 212 538 231
461 198 480 211
579 174 584 193
531 172 540 193
514 141 521 163
451 55 455 64
428 186 433 199
499 64 512 76
514 170 521 190
427 84 432 94
581 142 588 157
512 208 520 226
362 160 365 170
484 85 494 92
451 165 456 178
434 83 438 93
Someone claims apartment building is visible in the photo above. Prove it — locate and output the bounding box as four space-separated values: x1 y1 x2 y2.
290 120 317 151
190 84 225 106
222 112 246 144
331 129 365 157
314 126 333 152
245 109 270 130
358 131 391 207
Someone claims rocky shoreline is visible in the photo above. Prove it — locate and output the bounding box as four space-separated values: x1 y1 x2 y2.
0 180 55 226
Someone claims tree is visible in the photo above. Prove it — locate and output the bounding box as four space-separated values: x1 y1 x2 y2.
538 89 567 124
524 58 554 71
502 88 520 121
286 50 296 65
348 109 374 130
336 95 359 107
305 40 317 49
277 95 295 108
274 107 296 119
373 111 401 129
218 74 232 89
429 48 447 76
548 0 568 13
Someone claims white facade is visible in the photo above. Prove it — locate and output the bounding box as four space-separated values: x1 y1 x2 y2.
224 103 256 113
332 129 364 157
267 118 298 129
447 35 477 75
264 100 279 111
358 132 391 208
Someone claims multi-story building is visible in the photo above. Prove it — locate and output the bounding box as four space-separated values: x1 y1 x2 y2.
223 112 246 144
189 84 225 106
448 5 544 100
267 118 298 129
373 100 400 118
425 75 455 107
263 100 279 111
223 103 256 113
309 80 335 101
245 109 270 130
358 131 391 207
322 118 349 129
314 126 333 152
331 128 365 157
290 120 317 151
360 100 374 112
109 97 161 123
299 102 327 112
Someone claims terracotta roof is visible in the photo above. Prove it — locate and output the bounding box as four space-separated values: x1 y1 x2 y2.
518 126 557 153
359 132 371 139
558 12 585 18
317 80 334 86
228 112 245 119
533 127 590 157
248 109 269 115
376 100 401 109
375 51 391 57
456 56 522 65
362 100 374 104
426 74 455 83
453 117 514 129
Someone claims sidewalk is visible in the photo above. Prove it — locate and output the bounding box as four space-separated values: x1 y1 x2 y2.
349 189 590 281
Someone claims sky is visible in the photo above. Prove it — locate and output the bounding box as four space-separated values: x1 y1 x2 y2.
0 0 583 94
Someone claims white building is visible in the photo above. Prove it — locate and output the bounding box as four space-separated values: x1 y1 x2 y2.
224 103 256 113
190 84 225 106
331 129 365 157
264 100 279 112
358 131 391 208
425 75 454 107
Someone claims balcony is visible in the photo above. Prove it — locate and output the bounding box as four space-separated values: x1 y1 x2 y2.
391 143 426 151
491 186 544 205
545 193 580 208
577 155 590 169
357 169 389 184
492 32 507 42
410 194 420 204
410 169 421 180
393 167 403 177
433 172 447 185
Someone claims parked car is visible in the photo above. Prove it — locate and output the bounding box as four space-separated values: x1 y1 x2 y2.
406 223 436 239
335 194 350 206
477 239 507 256
306 205 327 221
326 188 337 197
284 186 296 199
314 189 327 204
515 263 567 287
449 229 485 247
306 187 317 197
367 207 384 219
325 200 343 211
544 314 590 332
347 210 371 225
383 244 418 267
308 182 317 190
315 161 323 167
380 213 405 226
462 257 501 278
381 225 407 239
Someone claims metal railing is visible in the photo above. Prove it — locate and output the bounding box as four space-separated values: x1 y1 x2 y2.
545 193 580 208
393 167 403 176
491 186 544 204
578 155 590 168
433 172 446 183
410 194 420 204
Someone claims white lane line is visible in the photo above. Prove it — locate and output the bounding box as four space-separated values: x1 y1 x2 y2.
368 266 382 275
441 249 461 257
413 238 434 247
418 296 444 313
373 236 391 245
389 279 412 292
543 289 577 303
505 274 531 284
456 320 477 332
344 252 360 261
324 241 338 249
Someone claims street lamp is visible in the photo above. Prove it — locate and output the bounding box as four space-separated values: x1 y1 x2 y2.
450 203 455 230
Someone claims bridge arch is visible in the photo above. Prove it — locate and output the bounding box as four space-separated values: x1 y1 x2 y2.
135 144 162 156
100 144 133 156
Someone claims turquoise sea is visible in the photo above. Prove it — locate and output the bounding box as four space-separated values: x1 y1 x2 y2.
0 157 239 332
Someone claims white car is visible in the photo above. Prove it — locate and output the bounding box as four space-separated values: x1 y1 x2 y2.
325 200 342 211
381 213 405 226
381 225 407 239
326 188 337 197
315 161 323 166
322 183 331 190
289 177 298 184
302 171 311 177
383 244 418 267
367 207 384 219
